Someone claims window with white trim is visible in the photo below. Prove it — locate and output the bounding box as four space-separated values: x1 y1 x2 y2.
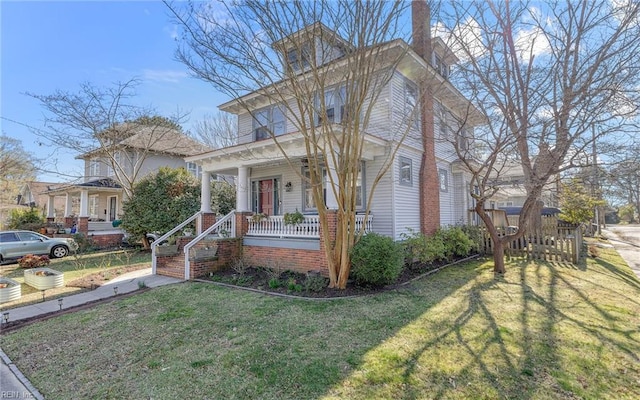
253 105 285 141
399 156 413 186
316 85 347 125
186 162 201 179
438 168 449 192
89 159 100 177
405 80 420 130
89 195 99 219
287 44 312 72
434 54 450 78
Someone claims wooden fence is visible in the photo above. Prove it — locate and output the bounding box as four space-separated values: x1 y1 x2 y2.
482 218 582 263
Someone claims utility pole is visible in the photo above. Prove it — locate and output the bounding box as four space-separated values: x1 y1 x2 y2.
592 125 602 236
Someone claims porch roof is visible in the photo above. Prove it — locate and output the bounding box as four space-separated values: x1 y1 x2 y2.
45 178 123 196
185 131 389 174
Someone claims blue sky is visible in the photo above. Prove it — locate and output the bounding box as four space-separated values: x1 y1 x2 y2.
1 0 227 182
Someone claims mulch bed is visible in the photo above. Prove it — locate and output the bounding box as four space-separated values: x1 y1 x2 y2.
203 254 480 299
66 265 149 289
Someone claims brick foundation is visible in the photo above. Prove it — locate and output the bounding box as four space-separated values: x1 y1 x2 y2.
78 217 89 235
155 237 243 279
87 233 124 249
155 211 338 279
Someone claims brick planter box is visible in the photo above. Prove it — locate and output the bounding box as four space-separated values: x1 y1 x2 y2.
24 268 64 290
156 244 180 256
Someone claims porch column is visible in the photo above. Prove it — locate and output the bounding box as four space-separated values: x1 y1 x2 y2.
201 171 212 213
237 166 250 212
64 193 73 217
325 162 339 210
47 195 55 218
79 190 89 218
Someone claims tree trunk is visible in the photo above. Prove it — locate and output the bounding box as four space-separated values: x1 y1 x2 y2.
492 238 506 274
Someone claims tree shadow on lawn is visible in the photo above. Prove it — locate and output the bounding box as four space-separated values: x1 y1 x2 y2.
322 258 640 400
3 256 640 400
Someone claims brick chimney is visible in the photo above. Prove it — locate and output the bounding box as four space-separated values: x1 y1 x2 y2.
413 0 440 235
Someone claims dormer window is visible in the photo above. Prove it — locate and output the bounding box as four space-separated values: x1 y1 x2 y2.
287 43 312 72
434 55 449 79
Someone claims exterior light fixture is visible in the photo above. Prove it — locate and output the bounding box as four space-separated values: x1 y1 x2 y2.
285 182 293 192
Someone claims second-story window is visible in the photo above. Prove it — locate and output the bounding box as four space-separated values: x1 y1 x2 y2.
405 80 420 131
89 158 100 177
316 85 347 126
253 106 285 141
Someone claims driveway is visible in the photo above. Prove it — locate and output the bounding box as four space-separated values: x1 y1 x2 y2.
603 224 640 280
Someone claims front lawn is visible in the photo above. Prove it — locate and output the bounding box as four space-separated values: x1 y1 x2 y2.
0 250 151 309
2 246 639 399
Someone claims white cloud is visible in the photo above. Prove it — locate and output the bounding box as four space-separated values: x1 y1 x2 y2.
164 24 179 40
142 69 188 83
514 25 550 63
433 17 487 62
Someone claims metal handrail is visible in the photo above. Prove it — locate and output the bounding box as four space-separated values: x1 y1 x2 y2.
151 211 202 274
183 210 236 280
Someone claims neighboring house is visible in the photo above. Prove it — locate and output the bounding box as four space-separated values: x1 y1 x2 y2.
488 161 560 209
44 125 210 246
16 181 68 218
155 6 486 279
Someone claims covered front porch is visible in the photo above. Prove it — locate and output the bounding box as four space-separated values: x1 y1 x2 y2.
44 178 125 247
186 131 387 230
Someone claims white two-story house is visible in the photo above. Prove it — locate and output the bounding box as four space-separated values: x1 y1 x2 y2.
45 123 209 246
157 10 485 279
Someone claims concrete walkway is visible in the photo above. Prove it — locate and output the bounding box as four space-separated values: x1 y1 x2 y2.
602 226 640 281
0 268 182 399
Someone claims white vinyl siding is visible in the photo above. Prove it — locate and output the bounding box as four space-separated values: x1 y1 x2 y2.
438 163 455 226
392 150 421 239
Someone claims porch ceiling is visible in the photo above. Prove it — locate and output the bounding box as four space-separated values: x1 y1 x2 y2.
187 131 389 174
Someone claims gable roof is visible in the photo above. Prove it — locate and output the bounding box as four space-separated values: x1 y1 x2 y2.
78 125 211 159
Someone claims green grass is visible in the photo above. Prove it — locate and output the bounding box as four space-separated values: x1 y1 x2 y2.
2 245 639 399
0 250 151 309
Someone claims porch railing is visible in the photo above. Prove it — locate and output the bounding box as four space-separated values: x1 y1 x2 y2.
247 215 321 238
246 213 372 238
88 221 117 231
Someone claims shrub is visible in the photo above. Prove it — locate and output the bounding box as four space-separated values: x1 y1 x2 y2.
72 233 97 253
18 254 50 269
7 208 45 229
304 272 327 292
458 224 484 254
350 233 403 287
425 231 447 262
440 227 474 259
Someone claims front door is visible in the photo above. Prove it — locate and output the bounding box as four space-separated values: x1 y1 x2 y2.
259 180 274 215
108 196 117 221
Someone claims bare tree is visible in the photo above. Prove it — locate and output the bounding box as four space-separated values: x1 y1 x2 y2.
167 0 431 288
435 0 640 273
193 111 238 149
602 138 640 219
0 134 37 205
27 79 192 198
